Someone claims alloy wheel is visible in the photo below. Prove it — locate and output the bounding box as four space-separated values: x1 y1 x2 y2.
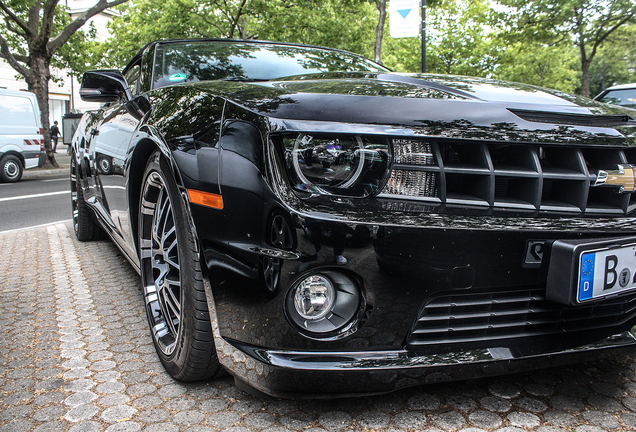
140 171 182 355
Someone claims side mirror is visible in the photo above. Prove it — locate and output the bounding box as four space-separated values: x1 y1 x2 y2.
80 70 132 103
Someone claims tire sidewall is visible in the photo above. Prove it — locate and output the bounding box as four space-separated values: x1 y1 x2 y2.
1 155 23 182
98 156 112 175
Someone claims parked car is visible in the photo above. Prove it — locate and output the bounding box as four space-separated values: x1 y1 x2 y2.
0 88 45 182
594 82 636 108
73 38 636 398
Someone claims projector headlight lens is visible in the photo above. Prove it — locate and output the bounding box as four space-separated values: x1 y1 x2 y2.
281 134 389 197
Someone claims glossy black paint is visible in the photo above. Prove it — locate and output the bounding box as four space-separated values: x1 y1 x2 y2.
74 39 636 397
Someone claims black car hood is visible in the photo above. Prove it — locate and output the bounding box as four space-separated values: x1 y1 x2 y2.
186 72 636 145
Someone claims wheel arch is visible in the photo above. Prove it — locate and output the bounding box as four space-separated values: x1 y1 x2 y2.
128 137 205 272
0 150 26 167
128 138 160 254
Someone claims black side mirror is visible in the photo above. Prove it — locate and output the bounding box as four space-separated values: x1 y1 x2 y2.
80 70 133 103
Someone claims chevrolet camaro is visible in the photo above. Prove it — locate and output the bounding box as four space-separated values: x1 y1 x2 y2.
72 38 636 397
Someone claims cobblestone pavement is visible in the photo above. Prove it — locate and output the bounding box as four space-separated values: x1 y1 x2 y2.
3 221 636 432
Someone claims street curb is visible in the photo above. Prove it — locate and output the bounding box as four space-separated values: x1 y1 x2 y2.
22 152 72 179
22 165 70 179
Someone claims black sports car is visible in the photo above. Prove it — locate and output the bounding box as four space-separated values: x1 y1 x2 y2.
73 38 636 398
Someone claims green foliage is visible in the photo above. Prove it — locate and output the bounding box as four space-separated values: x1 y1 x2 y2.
52 6 99 80
94 0 212 69
0 2 95 77
426 0 499 76
495 43 580 93
94 0 379 70
588 23 636 96
254 0 377 56
497 0 636 96
377 0 499 76
381 37 421 73
74 0 636 97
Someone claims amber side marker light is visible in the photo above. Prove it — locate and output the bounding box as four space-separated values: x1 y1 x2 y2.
188 189 224 210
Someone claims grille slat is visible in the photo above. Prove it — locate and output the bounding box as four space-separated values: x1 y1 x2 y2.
407 288 636 348
382 139 636 216
418 308 539 321
423 295 542 308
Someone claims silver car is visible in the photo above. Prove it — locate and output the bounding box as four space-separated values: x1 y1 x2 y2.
595 82 636 109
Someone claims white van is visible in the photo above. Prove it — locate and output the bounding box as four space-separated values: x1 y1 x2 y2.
0 88 45 182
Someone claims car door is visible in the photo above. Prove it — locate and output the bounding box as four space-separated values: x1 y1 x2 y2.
92 63 142 259
88 103 123 232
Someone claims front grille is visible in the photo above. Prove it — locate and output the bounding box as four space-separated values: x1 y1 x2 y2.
380 139 636 216
407 288 636 349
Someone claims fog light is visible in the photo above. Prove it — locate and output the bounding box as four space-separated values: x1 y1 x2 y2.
294 275 335 320
285 270 365 339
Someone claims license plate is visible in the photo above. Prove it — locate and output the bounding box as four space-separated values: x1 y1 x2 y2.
578 243 636 302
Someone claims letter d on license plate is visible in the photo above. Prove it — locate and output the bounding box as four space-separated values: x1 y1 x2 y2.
578 244 636 302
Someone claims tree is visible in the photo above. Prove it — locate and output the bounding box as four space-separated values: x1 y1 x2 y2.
424 0 498 76
495 43 580 93
499 0 636 97
98 0 260 68
96 0 378 71
373 0 387 64
254 0 376 56
377 0 495 75
587 23 636 96
0 0 129 167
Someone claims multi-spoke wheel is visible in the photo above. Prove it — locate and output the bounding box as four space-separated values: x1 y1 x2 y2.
139 150 221 381
71 156 105 241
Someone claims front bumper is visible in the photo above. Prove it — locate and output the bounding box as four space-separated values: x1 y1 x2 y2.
219 330 636 398
199 212 636 396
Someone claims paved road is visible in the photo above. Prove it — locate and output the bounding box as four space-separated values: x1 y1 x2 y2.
0 174 70 232
0 152 72 233
3 221 636 431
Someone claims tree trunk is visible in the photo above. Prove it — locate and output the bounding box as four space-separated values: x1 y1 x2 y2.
374 0 387 64
26 54 58 168
581 59 591 98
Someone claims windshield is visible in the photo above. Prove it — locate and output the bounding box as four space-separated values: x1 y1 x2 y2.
599 88 636 108
152 41 389 89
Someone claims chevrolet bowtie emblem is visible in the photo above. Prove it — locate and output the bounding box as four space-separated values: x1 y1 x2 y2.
593 164 636 193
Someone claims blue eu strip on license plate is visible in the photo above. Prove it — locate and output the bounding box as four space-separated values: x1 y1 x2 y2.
578 244 636 302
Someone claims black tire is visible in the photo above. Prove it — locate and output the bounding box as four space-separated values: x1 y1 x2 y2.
139 150 221 381
0 155 23 182
71 157 106 241
97 155 113 175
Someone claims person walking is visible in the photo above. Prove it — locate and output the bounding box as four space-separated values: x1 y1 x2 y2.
51 121 60 153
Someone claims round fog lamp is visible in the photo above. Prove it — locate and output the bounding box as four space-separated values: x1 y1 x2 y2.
294 275 335 320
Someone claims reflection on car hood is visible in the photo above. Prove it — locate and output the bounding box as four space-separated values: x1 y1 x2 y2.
172 72 636 145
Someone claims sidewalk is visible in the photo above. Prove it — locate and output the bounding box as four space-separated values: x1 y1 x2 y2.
23 151 71 179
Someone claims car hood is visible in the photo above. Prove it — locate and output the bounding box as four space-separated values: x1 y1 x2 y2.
186 72 636 145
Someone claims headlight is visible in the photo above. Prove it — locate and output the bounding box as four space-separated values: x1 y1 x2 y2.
281 134 389 197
